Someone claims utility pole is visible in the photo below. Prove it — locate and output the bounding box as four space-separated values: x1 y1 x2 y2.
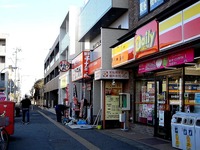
14 48 21 103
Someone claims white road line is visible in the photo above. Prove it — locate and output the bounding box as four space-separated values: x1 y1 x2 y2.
38 110 100 150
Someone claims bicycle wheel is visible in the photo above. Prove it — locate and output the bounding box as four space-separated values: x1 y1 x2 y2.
0 128 9 150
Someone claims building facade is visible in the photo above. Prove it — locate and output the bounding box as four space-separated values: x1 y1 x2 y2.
43 0 200 142
0 33 15 101
112 0 200 140
74 0 129 128
0 34 7 99
44 6 81 109
44 36 60 107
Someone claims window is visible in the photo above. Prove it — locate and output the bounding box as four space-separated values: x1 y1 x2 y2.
139 0 166 17
0 56 5 63
135 80 155 125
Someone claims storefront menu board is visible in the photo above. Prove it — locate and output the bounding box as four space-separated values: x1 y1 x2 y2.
105 81 122 120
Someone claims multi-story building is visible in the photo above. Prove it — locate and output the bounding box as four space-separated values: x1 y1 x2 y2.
44 36 59 107
72 0 129 127
44 6 81 108
0 34 7 98
0 33 15 101
111 0 200 141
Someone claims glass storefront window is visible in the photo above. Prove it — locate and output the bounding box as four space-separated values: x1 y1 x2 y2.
185 75 200 113
135 80 155 125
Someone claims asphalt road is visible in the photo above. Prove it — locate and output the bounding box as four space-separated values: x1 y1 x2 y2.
8 106 157 150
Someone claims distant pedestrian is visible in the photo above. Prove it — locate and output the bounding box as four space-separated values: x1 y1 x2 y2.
20 94 31 124
55 104 67 122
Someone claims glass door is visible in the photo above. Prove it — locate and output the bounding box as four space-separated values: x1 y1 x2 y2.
155 71 182 140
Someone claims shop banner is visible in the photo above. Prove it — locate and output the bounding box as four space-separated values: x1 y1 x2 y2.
138 48 194 73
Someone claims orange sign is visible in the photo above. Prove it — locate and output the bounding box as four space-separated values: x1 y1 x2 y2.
88 58 101 75
112 37 134 68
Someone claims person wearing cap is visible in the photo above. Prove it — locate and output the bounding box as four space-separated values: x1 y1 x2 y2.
20 94 31 124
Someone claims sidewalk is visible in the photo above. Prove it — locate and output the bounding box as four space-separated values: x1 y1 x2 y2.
44 107 175 150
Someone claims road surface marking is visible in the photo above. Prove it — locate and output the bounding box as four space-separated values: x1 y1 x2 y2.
38 110 100 150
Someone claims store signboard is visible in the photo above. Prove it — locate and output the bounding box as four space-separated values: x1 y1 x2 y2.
88 58 101 75
60 73 69 88
112 37 134 68
138 48 194 73
59 60 70 72
139 0 148 17
183 1 200 42
159 1 200 50
150 0 164 11
159 12 183 50
135 20 159 59
72 51 90 81
111 20 158 68
95 69 129 80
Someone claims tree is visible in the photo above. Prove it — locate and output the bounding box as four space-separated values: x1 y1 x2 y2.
31 78 44 105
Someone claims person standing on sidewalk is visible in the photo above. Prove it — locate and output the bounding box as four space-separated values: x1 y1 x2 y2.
20 94 31 124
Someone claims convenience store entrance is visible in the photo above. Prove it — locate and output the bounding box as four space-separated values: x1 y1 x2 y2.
155 69 183 140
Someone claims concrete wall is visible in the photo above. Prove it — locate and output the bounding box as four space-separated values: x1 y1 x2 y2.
101 28 128 70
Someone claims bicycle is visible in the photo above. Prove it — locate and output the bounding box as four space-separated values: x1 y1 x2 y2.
0 111 9 150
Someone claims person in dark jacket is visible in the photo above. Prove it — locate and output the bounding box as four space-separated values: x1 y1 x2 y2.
20 94 31 124
55 104 67 122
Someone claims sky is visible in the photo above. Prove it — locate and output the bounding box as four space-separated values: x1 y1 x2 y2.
0 0 85 96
